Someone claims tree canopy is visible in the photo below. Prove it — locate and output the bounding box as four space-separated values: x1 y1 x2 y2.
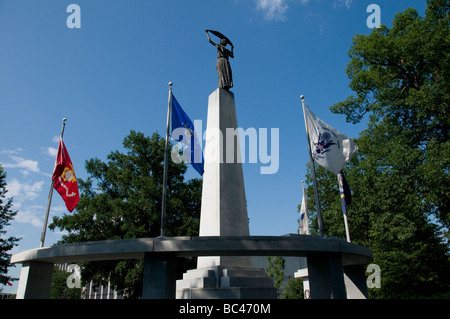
49 131 202 297
0 165 20 286
301 0 450 298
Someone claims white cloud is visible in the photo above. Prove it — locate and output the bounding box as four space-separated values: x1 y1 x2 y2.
9 202 66 229
333 0 353 9
255 0 289 21
46 146 58 157
7 178 44 202
43 136 60 157
15 209 43 227
51 205 68 214
2 156 40 176
1 148 24 155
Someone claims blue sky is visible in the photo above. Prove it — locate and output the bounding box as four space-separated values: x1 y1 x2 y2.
0 0 427 290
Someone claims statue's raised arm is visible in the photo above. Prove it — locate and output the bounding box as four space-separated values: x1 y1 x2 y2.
205 30 217 46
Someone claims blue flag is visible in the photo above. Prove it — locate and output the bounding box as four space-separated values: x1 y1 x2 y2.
171 94 204 176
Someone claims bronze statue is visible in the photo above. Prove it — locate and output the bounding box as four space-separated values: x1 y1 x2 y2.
205 30 234 91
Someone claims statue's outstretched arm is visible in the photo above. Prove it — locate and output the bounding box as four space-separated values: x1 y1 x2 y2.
205 30 217 46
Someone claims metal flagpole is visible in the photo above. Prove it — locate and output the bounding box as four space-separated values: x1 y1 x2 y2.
300 95 324 236
337 172 351 242
40 118 67 248
160 82 173 237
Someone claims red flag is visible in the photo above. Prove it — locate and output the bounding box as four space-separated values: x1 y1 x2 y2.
52 138 79 212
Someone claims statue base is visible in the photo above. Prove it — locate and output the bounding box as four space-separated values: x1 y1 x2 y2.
176 266 277 299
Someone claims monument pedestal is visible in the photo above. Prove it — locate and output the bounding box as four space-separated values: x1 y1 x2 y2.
177 266 276 299
177 89 276 298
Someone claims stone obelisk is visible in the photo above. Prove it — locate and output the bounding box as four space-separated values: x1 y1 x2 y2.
176 88 275 299
196 88 251 269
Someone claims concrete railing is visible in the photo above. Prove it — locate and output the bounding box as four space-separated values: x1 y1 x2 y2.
11 234 373 299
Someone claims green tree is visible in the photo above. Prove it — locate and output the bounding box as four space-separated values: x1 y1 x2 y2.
302 0 450 298
281 277 304 299
49 131 202 297
0 165 20 286
331 0 449 233
266 256 285 297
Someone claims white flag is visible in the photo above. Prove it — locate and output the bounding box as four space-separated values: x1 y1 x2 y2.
299 183 309 235
306 106 358 174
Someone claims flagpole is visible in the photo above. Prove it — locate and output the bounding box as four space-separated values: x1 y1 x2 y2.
300 95 324 236
160 82 173 237
337 172 351 242
40 118 67 248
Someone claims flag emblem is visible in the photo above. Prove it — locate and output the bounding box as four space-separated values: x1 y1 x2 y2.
62 164 76 183
315 132 337 155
